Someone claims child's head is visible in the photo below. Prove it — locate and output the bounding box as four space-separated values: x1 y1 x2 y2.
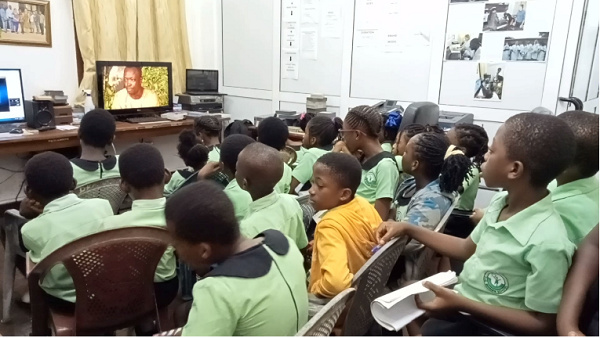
393 124 426 156
177 130 209 171
482 113 576 189
402 132 472 194
165 181 240 269
194 116 221 144
556 110 599 180
342 105 382 153
119 143 167 199
302 116 343 149
446 124 489 168
236 142 283 198
25 152 74 204
381 112 402 144
220 134 256 178
224 119 254 139
257 117 289 151
298 112 316 132
309 153 362 211
78 109 116 149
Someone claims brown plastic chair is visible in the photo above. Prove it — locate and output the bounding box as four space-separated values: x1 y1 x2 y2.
73 178 127 214
296 288 356 336
28 227 171 336
342 237 409 336
154 327 183 336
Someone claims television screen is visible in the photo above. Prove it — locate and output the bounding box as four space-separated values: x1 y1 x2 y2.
98 63 172 110
0 69 25 123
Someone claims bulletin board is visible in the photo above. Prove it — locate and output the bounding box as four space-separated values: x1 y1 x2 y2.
439 0 557 110
279 0 346 96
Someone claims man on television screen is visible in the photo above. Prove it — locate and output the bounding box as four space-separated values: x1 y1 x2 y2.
112 67 159 109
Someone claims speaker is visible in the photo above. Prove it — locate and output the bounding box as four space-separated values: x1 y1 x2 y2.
25 100 56 130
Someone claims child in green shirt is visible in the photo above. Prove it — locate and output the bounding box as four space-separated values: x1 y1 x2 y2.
257 117 293 194
552 110 599 245
219 134 255 220
380 111 402 153
194 115 222 162
165 182 308 336
290 115 342 194
102 144 178 311
164 129 209 196
377 113 577 335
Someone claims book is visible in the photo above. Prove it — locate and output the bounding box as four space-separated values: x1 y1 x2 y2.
370 271 458 331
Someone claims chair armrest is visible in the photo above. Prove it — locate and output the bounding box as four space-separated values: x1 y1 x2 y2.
3 209 28 257
154 327 182 336
26 252 35 276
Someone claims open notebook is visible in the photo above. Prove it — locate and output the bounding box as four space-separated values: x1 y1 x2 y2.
371 271 458 331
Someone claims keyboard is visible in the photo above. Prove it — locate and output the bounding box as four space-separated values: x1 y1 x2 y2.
125 116 169 124
0 123 20 134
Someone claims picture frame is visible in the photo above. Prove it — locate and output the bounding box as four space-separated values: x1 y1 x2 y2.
0 0 51 47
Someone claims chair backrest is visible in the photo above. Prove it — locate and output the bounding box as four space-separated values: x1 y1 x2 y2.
296 288 356 336
343 237 408 336
295 194 316 233
73 178 127 214
398 102 440 132
29 227 170 335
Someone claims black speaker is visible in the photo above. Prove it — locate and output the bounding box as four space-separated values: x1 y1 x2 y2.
25 100 56 130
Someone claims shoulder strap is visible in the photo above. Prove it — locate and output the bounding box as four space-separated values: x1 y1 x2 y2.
361 151 397 171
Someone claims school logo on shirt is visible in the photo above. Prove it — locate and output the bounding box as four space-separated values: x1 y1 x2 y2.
364 172 377 187
483 271 509 294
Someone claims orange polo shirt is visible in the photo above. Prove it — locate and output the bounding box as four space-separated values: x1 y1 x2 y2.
309 196 381 298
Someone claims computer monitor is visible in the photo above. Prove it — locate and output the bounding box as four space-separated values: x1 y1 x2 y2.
186 69 218 94
0 69 25 123
96 61 173 116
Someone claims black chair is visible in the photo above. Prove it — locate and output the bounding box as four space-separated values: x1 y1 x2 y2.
397 102 440 132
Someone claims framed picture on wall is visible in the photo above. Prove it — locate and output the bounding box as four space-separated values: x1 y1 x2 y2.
0 0 51 47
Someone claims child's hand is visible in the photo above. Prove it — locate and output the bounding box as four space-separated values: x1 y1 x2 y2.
470 208 485 225
198 162 221 180
333 141 350 154
376 221 408 245
19 197 43 219
415 281 463 316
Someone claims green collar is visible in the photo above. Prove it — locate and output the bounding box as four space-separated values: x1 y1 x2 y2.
225 178 241 192
551 176 599 202
42 194 82 215
131 197 166 211
248 190 279 214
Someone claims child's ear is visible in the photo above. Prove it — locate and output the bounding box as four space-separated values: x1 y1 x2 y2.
119 179 131 194
508 160 525 181
411 159 420 173
219 161 225 172
164 169 172 184
70 179 77 191
25 186 33 198
309 136 318 147
199 242 212 261
340 188 353 203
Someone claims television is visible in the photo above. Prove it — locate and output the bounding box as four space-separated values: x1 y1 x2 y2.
0 69 25 124
96 61 173 116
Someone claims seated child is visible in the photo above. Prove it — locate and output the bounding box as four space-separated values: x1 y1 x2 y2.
308 153 380 300
219 134 255 220
552 110 599 245
164 130 209 196
336 105 400 220
102 144 178 309
165 182 308 336
290 116 343 194
557 225 599 336
380 111 402 153
224 119 255 139
21 152 113 312
71 108 120 187
257 116 293 194
194 115 222 162
377 113 577 335
237 143 308 250
392 123 426 173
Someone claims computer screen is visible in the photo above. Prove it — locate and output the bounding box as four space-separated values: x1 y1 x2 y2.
186 69 218 93
0 69 25 123
96 61 173 114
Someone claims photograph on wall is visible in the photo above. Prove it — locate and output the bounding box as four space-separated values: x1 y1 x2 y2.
502 32 548 61
483 2 527 31
474 62 505 101
0 0 51 47
445 33 483 60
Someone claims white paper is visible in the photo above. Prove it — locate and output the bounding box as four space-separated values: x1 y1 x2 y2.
283 0 299 22
300 28 318 59
383 30 402 53
355 0 379 30
355 29 379 47
56 125 78 131
283 21 300 49
301 0 320 24
320 1 342 38
282 49 299 79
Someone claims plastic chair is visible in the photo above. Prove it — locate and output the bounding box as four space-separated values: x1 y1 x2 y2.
296 288 355 336
28 227 171 336
154 327 183 336
73 178 127 214
342 237 409 336
1 209 28 323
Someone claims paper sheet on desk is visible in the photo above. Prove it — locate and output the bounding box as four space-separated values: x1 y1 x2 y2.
0 132 24 138
56 125 78 131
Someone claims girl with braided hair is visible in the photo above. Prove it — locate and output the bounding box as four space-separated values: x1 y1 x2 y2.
194 115 222 162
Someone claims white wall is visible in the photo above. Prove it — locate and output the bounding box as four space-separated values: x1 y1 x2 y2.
0 0 79 101
186 0 219 70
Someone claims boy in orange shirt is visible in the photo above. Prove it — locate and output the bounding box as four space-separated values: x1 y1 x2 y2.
308 153 381 314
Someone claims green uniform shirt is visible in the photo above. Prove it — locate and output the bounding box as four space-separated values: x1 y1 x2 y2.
240 191 308 249
456 165 480 211
102 198 176 282
381 142 393 153
182 231 308 336
224 179 252 221
455 191 576 314
21 194 113 303
292 147 329 185
275 163 293 194
356 154 399 204
70 156 121 188
208 146 220 162
295 146 307 165
164 170 186 196
551 176 599 245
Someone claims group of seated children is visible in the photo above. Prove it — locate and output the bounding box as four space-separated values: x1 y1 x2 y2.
18 104 599 336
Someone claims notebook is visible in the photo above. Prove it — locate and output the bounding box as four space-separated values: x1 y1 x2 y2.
371 271 458 331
